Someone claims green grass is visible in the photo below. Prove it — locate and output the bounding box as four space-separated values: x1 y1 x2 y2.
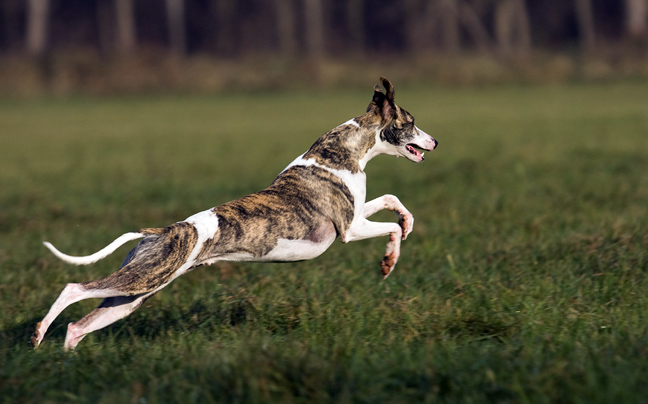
1 82 647 403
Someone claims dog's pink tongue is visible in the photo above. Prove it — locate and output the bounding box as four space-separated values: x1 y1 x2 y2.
406 145 422 158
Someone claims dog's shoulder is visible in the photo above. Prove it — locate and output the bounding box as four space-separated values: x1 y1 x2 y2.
301 118 378 174
271 164 355 212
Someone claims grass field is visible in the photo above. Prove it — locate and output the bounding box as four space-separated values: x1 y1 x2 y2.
1 82 647 403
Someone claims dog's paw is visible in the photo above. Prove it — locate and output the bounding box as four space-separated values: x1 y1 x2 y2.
380 252 397 278
30 322 42 349
398 212 414 240
380 258 393 278
381 232 401 278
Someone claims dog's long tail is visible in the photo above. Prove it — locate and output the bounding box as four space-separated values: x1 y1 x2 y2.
43 232 146 265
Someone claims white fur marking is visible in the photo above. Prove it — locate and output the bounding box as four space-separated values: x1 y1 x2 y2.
358 129 390 170
185 209 220 237
262 235 336 262
177 209 220 276
340 118 360 128
280 152 308 174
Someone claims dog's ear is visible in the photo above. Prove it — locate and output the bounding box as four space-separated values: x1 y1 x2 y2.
381 76 395 105
367 77 396 121
367 84 385 112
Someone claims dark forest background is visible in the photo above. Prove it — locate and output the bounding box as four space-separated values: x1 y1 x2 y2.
1 0 648 95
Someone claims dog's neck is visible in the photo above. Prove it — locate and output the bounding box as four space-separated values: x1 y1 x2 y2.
303 113 384 174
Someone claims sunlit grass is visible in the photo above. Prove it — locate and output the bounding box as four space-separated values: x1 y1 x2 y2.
1 82 647 403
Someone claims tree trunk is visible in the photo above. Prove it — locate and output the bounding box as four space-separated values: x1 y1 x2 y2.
625 0 648 37
495 0 531 55
404 0 441 54
166 0 186 56
404 0 459 54
346 0 365 54
574 0 596 52
26 0 50 56
403 0 425 53
440 0 460 53
515 0 532 53
115 0 136 54
1 0 21 52
458 1 493 52
303 0 325 58
213 0 236 55
97 0 112 54
275 0 297 56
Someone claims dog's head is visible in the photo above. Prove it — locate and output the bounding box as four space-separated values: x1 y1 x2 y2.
366 77 437 162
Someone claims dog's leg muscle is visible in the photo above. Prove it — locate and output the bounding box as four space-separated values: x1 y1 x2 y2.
63 294 151 350
362 194 414 239
31 283 123 349
343 219 403 278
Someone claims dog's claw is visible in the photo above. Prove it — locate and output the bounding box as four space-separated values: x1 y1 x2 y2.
398 213 414 240
31 322 42 349
380 253 398 279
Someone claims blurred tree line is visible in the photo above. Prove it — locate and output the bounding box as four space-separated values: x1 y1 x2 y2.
4 0 646 58
1 0 647 94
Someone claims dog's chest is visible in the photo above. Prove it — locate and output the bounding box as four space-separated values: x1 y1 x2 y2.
283 154 368 220
327 166 367 220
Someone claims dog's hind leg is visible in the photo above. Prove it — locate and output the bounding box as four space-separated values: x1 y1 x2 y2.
62 225 199 350
32 222 201 349
63 293 152 350
31 283 123 349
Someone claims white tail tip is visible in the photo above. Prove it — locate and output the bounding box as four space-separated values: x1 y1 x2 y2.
43 232 145 265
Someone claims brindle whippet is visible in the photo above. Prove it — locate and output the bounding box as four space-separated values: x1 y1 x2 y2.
32 77 438 350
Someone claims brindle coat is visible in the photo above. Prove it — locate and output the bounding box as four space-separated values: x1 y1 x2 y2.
199 165 354 262
32 77 438 350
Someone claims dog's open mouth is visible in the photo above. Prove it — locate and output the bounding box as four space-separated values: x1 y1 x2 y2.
406 144 427 160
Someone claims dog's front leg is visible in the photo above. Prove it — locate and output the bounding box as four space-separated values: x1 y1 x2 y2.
343 220 403 278
363 194 414 240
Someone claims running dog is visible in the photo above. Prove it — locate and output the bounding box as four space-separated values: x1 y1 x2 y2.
31 77 438 350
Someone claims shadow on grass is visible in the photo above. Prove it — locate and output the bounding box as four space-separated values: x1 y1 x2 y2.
445 315 520 344
0 315 67 351
2 300 234 351
4 278 285 351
